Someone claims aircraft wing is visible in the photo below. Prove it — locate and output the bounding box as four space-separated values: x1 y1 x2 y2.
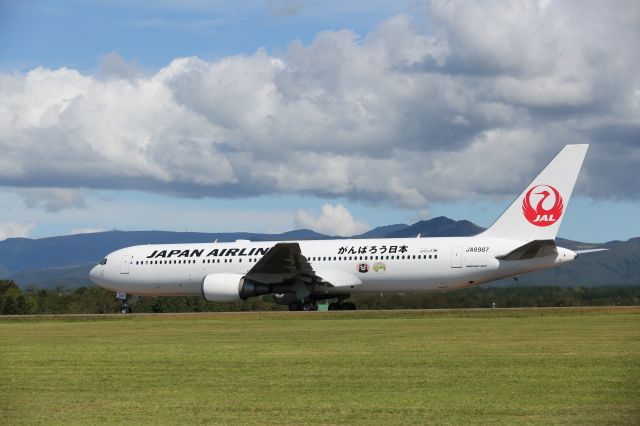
244 242 360 288
244 242 316 285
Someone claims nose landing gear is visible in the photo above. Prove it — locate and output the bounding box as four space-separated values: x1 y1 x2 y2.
116 292 132 314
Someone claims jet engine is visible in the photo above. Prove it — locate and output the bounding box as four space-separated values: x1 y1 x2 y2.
201 273 271 302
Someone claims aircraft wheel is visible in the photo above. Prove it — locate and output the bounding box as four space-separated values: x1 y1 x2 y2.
302 301 318 311
288 302 302 311
328 302 341 311
342 302 356 310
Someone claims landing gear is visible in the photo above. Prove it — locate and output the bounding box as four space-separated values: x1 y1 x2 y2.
342 302 356 310
116 292 132 314
288 300 318 311
283 293 355 312
303 301 318 311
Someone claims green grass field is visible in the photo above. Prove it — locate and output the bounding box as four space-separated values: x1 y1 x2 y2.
1 308 639 425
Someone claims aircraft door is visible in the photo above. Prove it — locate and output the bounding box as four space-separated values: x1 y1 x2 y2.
451 247 462 268
120 255 132 274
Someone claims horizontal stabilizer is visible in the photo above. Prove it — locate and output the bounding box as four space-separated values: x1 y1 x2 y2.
575 248 608 256
497 240 557 261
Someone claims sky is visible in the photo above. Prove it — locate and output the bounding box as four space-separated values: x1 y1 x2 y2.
0 0 639 243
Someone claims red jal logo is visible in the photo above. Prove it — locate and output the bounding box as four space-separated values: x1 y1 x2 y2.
522 185 564 227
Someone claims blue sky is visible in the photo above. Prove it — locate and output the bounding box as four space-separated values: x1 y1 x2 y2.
0 0 639 243
1 1 414 71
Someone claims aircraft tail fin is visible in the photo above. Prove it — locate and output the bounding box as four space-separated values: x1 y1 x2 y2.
480 144 588 242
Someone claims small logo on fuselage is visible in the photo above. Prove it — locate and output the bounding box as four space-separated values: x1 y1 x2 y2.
358 263 369 273
373 262 386 272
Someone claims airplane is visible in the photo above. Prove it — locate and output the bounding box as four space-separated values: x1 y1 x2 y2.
90 144 603 312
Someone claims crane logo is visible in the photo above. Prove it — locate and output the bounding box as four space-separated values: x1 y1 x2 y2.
522 185 564 227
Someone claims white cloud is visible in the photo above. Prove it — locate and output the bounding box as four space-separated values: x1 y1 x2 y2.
0 222 35 240
295 204 370 236
0 2 638 211
99 52 141 79
267 0 304 17
17 188 87 212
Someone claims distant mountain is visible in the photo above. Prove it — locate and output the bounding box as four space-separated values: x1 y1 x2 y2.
354 224 409 238
0 217 636 290
277 229 331 240
9 265 92 290
386 217 484 238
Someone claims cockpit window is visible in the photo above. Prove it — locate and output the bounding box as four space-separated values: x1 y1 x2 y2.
100 258 108 265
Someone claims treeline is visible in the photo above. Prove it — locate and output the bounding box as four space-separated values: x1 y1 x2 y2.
1 279 639 314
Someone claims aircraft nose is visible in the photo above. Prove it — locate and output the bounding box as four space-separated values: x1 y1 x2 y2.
89 265 103 285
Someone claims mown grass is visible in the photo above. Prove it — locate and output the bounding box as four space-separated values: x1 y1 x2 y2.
1 308 639 425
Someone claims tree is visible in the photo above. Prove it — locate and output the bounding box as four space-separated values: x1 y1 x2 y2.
15 295 30 315
2 295 18 315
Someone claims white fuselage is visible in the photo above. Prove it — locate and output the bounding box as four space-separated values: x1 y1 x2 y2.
89 236 577 297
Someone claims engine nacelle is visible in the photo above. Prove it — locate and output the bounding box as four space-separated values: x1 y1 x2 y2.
201 274 272 302
201 273 244 302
